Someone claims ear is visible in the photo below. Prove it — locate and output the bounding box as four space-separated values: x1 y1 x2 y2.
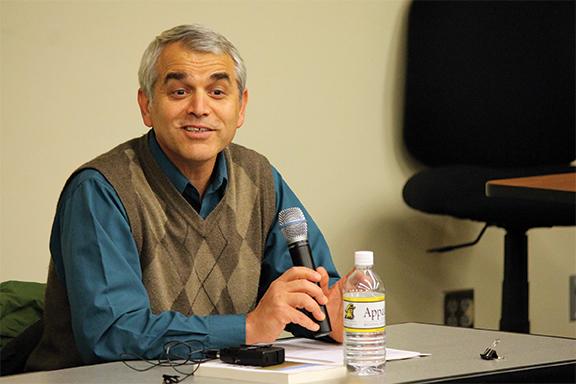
137 89 153 127
236 88 249 128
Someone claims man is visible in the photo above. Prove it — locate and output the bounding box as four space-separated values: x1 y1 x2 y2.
26 24 344 371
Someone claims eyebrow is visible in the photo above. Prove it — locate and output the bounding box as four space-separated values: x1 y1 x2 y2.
210 72 231 83
163 71 231 84
164 72 187 84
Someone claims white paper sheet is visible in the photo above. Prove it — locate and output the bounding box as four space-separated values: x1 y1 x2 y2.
274 338 429 365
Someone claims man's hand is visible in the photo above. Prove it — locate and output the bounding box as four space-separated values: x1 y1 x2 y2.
246 267 328 344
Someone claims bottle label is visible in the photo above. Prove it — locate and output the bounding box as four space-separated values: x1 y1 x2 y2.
343 295 385 332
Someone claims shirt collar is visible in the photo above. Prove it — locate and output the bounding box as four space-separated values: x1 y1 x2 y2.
148 130 228 195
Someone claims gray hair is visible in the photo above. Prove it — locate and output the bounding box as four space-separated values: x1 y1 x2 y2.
138 24 246 101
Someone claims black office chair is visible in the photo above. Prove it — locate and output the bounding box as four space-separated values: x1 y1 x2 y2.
402 0 575 333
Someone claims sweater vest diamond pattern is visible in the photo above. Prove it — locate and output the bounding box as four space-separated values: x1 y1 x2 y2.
26 133 276 371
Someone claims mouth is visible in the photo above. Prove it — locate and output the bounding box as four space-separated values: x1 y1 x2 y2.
183 126 213 133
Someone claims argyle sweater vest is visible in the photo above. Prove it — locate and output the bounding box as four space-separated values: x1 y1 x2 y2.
26 133 276 371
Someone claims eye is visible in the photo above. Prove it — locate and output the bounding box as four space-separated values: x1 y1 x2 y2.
171 88 188 98
210 88 226 98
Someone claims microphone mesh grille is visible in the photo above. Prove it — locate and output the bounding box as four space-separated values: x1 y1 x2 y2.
278 207 308 243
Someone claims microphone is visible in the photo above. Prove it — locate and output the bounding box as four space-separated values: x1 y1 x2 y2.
278 207 332 337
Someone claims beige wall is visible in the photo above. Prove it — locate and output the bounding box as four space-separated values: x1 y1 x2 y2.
1 0 574 337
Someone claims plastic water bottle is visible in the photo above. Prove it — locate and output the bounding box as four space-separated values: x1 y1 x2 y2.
343 250 386 375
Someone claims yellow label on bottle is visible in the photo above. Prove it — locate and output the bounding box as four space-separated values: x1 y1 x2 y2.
343 295 385 332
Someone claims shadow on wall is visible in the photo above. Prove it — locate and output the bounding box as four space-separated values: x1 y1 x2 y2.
357 212 483 326
383 0 421 178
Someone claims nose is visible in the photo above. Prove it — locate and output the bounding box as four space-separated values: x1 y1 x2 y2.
186 92 210 118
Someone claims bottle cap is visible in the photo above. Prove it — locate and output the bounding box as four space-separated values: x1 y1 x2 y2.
354 251 374 266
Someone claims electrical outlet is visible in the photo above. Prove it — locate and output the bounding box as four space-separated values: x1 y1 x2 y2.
444 289 474 328
570 275 576 322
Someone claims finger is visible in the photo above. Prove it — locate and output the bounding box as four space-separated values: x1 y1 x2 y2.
278 266 321 283
290 308 321 332
284 279 327 305
287 292 326 321
316 266 330 292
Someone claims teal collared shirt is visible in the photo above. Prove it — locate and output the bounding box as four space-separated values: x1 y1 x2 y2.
149 133 227 218
50 131 339 364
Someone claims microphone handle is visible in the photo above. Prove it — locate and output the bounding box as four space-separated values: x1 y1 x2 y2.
288 240 332 337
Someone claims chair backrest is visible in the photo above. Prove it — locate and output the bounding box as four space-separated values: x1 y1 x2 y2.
403 0 575 167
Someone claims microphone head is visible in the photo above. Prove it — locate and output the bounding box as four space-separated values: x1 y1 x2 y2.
278 207 308 243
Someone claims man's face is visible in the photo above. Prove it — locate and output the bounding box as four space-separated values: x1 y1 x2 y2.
138 42 248 174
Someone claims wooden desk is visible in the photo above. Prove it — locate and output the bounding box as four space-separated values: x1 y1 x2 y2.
2 323 575 383
486 172 576 204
